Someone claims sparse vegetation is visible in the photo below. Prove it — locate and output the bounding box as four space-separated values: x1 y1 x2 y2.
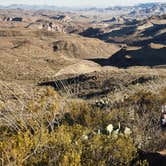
0 88 137 166
0 5 166 165
0 87 166 165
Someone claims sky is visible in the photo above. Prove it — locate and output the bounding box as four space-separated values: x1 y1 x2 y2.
0 0 166 7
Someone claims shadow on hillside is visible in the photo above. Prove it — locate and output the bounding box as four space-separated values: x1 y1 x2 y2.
131 32 166 46
80 24 166 46
86 46 166 68
142 24 166 38
38 74 111 99
38 74 96 89
99 26 137 39
80 26 137 42
132 150 166 166
79 27 103 38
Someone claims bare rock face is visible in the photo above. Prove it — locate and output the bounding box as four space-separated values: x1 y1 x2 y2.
40 22 64 32
27 20 64 32
50 15 72 23
2 17 23 22
3 17 12 21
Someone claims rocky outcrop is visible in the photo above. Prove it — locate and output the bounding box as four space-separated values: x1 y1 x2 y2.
39 22 64 32
26 20 64 32
2 17 23 22
50 15 72 23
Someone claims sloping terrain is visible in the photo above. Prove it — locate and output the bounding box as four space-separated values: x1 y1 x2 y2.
0 26 119 80
87 44 166 68
0 8 166 165
109 44 166 67
0 25 120 108
79 15 166 68
79 14 166 47
39 67 166 101
0 9 166 113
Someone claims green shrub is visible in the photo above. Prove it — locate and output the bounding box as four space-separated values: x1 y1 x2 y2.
0 88 137 166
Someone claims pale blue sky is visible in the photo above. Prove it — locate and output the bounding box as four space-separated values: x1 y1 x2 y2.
0 0 166 7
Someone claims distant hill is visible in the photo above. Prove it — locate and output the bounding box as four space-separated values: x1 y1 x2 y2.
0 4 80 11
0 2 166 14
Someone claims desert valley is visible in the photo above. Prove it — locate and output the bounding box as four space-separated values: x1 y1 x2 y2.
0 2 166 165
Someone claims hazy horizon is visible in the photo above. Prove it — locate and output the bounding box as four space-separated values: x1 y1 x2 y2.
0 0 166 7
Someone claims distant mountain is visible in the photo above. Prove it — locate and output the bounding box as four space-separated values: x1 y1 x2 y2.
0 2 165 11
0 4 59 10
0 2 166 17
0 4 78 11
137 3 163 8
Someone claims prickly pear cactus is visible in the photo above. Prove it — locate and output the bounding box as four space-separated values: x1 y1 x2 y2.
106 123 132 138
